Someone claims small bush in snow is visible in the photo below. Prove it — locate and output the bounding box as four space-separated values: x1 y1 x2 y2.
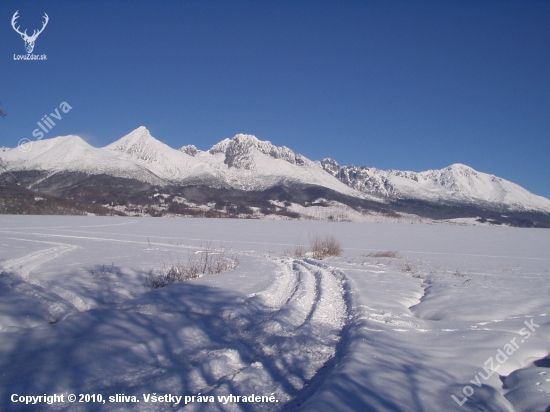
310 235 342 260
147 243 238 289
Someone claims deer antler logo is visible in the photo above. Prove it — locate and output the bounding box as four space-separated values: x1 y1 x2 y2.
11 11 49 54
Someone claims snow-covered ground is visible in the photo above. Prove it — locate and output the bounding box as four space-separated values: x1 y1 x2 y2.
0 216 549 411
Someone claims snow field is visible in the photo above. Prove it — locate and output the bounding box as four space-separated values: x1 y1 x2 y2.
0 216 549 411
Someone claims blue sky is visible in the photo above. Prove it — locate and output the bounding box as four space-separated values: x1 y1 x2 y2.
1 0 549 198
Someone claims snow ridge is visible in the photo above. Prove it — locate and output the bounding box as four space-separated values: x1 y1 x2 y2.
219 134 307 169
180 145 200 157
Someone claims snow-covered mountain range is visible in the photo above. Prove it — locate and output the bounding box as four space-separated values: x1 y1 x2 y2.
320 159 550 213
1 127 358 195
1 126 549 225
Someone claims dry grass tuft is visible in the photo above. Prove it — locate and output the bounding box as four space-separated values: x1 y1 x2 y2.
147 243 238 289
310 234 343 260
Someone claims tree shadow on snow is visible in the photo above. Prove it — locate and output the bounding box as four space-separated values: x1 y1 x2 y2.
0 279 353 411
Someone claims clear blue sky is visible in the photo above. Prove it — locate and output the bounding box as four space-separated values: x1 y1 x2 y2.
1 0 549 198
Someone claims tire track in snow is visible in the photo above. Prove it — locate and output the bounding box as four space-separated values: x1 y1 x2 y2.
280 259 356 412
0 244 76 279
0 243 92 323
257 260 319 334
180 257 351 411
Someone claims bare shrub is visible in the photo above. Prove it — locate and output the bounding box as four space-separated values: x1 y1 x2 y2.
366 251 398 258
147 243 239 289
310 235 343 260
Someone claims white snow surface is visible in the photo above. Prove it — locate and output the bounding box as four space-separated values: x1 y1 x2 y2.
1 216 549 411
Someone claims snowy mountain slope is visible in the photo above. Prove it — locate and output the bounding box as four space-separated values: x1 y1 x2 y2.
104 126 221 185
321 159 550 213
201 134 368 195
0 134 165 185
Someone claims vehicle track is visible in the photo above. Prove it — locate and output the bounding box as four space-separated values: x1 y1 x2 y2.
0 244 76 279
177 257 351 411
0 244 91 324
